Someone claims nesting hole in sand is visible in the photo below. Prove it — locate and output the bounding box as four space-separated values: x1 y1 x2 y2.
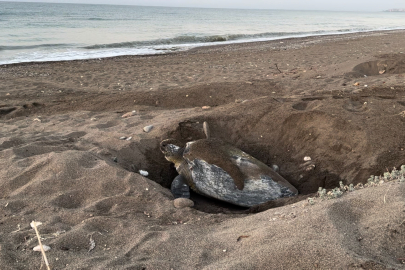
352 59 405 76
115 116 381 213
129 119 356 213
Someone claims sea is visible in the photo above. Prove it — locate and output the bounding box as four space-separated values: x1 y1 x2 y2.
1 1 405 65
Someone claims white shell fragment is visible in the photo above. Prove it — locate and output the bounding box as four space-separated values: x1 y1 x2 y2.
143 125 154 133
30 221 42 228
122 110 136 118
139 170 149 176
33 245 51 252
303 156 312 161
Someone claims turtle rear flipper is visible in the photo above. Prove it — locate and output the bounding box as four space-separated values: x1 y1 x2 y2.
171 175 190 199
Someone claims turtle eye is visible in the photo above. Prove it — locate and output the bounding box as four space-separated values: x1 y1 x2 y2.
160 142 168 152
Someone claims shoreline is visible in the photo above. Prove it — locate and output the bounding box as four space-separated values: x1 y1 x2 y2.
2 29 404 67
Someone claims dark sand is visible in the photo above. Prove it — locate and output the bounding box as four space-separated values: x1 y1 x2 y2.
1 30 405 269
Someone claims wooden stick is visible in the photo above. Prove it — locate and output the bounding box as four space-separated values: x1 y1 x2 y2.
30 221 51 270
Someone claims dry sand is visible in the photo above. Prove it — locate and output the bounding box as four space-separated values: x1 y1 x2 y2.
1 30 405 269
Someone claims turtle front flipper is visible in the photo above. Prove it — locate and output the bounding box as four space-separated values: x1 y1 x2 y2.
171 175 191 199
212 159 245 190
184 140 246 190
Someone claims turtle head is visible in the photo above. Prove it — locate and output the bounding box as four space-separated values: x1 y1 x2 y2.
160 139 184 167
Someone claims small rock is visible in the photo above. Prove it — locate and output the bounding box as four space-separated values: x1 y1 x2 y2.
119 136 127 140
202 106 211 110
173 198 194 209
143 125 154 133
126 136 132 141
303 156 312 161
33 118 42 122
353 82 360 86
33 245 51 252
271 164 279 172
139 170 149 177
112 157 118 163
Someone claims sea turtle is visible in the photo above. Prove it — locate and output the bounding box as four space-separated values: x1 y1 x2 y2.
160 122 298 207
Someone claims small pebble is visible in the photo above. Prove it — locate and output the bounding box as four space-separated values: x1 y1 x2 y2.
112 157 118 163
303 156 312 161
202 106 211 110
173 198 194 209
119 136 127 140
33 245 51 252
126 136 132 141
139 170 149 176
143 125 154 133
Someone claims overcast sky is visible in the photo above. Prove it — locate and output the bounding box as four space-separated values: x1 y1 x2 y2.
1 0 404 12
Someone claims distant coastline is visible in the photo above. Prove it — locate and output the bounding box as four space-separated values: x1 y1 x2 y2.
385 9 405 12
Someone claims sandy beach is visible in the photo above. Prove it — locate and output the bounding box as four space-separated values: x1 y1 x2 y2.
1 30 405 269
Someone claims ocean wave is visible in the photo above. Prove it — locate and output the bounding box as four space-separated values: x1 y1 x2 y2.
88 18 108 21
83 35 232 49
83 30 358 50
0 43 72 51
0 12 15 16
85 17 145 21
